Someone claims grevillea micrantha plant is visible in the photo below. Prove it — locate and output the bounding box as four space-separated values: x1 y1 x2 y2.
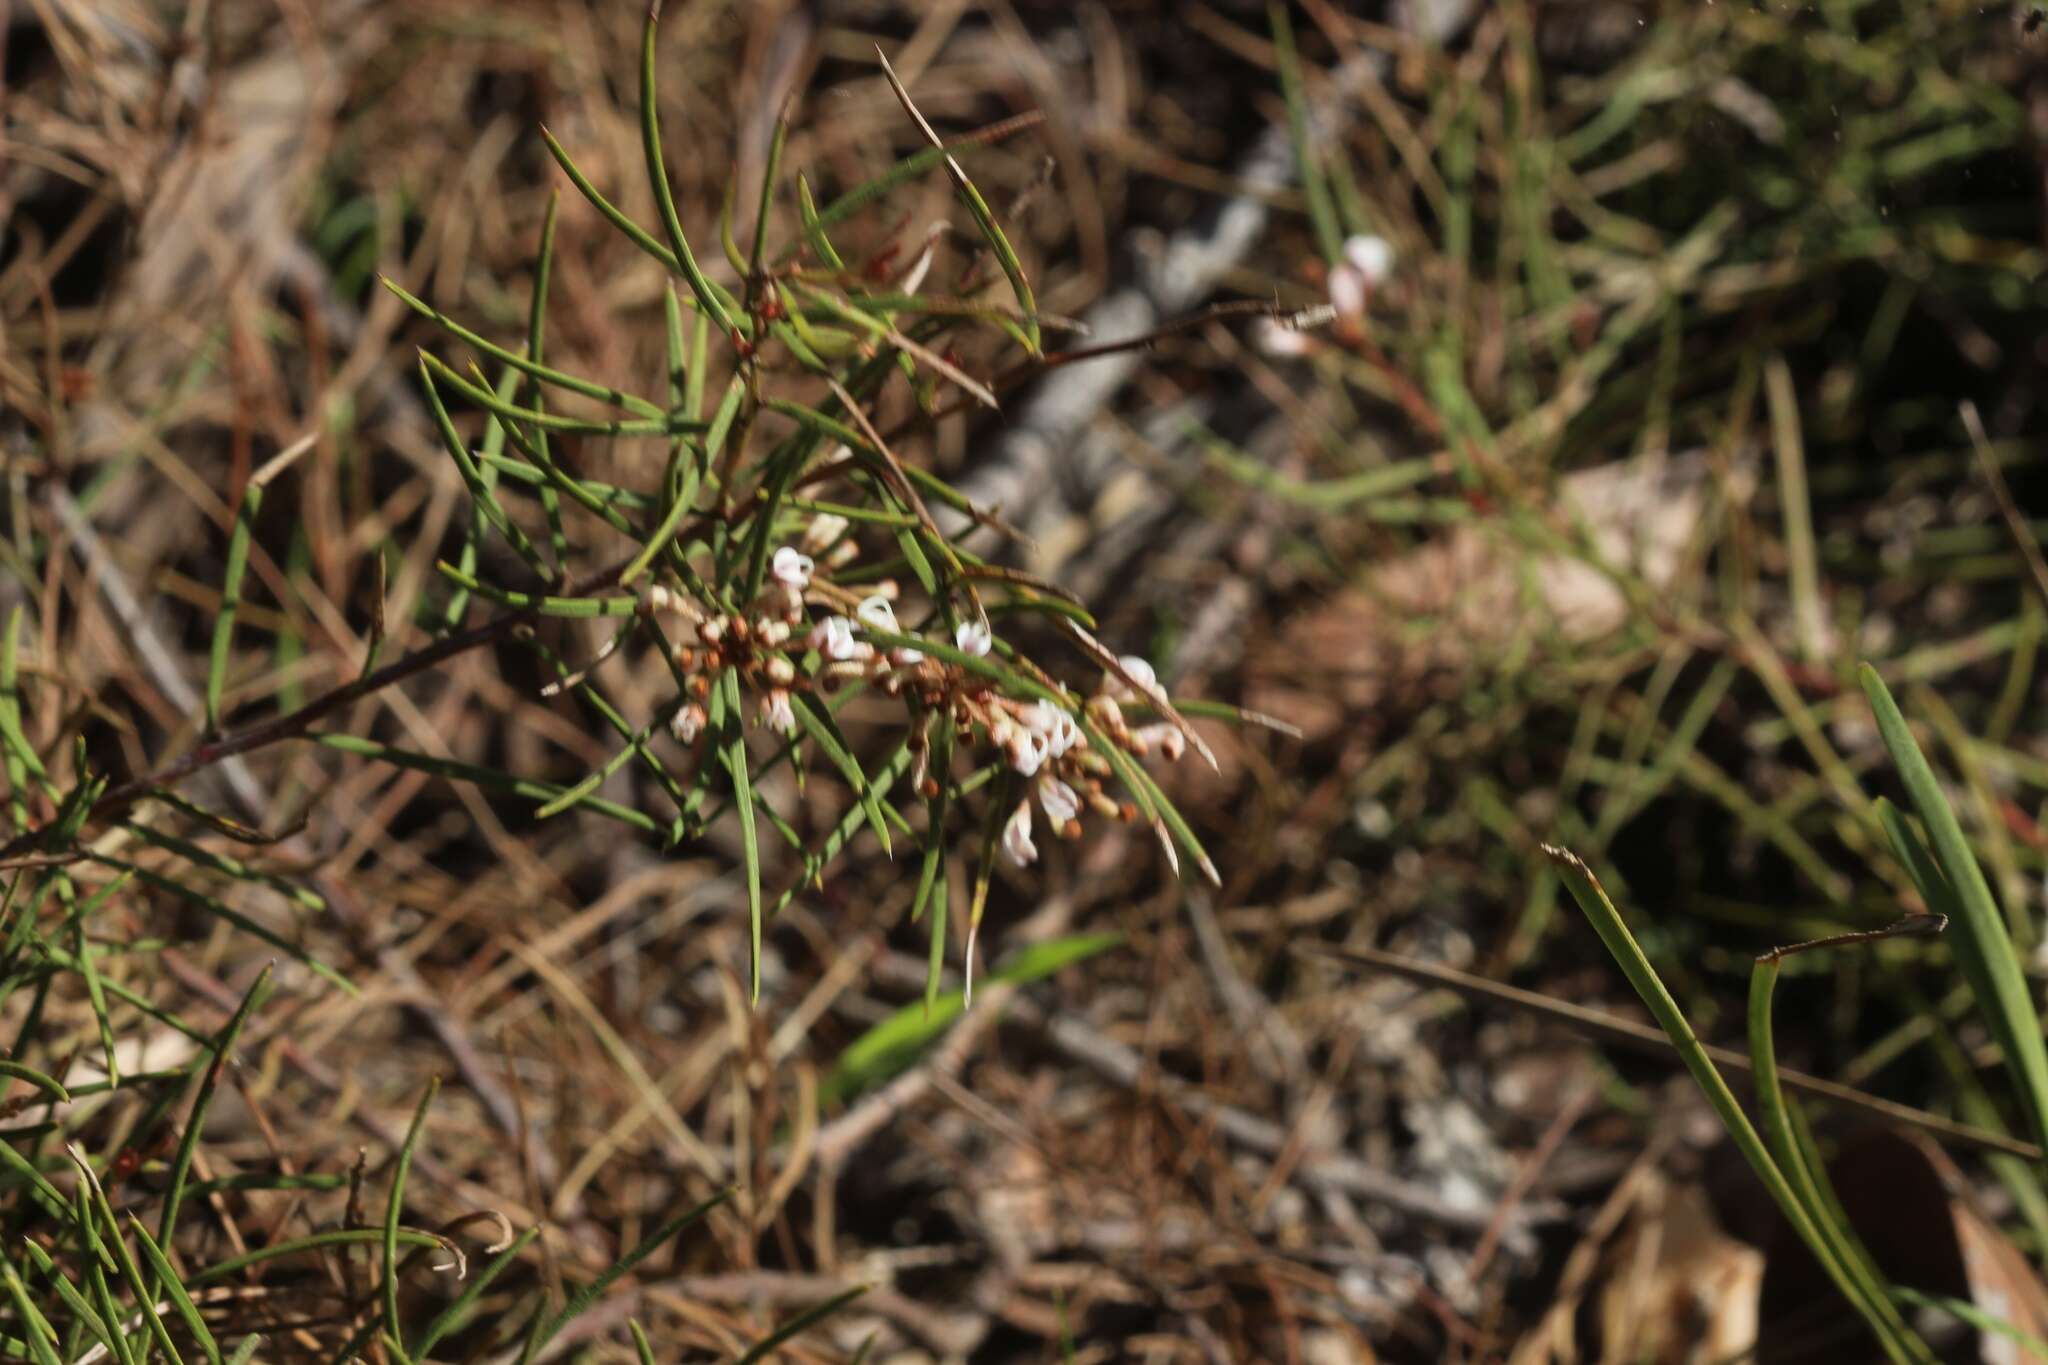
388 5 1243 1001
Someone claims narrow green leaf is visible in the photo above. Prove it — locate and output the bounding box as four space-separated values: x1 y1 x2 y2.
1549 846 1924 1365
0 1058 69 1103
791 693 891 859
315 734 659 833
413 1227 541 1358
157 967 269 1274
432 563 640 617
519 1191 730 1365
733 1285 869 1363
1748 959 1932 1362
381 278 663 418
418 359 549 579
720 669 764 1001
128 1218 224 1365
1859 664 2048 1152
205 479 262 733
384 1077 439 1356
640 5 737 339
421 350 692 437
823 934 1121 1104
0 1259 63 1365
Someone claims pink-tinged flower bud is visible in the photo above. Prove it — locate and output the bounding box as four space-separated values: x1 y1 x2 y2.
801 512 850 554
1002 798 1037 868
761 688 796 734
955 619 993 657
1328 263 1366 320
808 616 861 661
1103 656 1156 702
756 619 792 647
1343 233 1394 287
765 654 796 685
1131 722 1186 761
771 545 814 589
699 617 727 645
672 702 707 743
1038 775 1081 828
890 646 926 666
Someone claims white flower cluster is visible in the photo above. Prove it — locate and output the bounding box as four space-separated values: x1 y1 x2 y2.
648 512 1197 879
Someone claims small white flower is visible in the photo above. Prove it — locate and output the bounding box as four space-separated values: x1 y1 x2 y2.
1328 263 1367 320
1343 233 1394 286
801 511 850 554
1107 656 1157 700
855 595 900 634
955 619 993 657
1038 775 1080 828
672 702 707 744
1253 316 1317 358
1028 700 1081 758
808 616 861 661
1002 798 1037 868
771 546 814 588
762 688 796 734
1010 726 1051 777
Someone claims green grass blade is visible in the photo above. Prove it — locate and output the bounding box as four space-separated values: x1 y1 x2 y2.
732 1285 868 1363
1269 1 1342 266
384 1077 439 1357
151 967 269 1315
1748 959 1933 1363
822 934 1121 1104
1546 846 1923 1363
127 1218 224 1365
1859 664 2048 1151
0 1258 63 1365
412 1227 541 1357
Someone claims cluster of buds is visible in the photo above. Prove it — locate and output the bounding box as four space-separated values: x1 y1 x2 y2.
647 510 1196 873
647 513 858 744
990 655 1191 870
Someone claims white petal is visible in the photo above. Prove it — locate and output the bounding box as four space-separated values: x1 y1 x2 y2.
1117 656 1157 693
801 512 850 554
1038 775 1080 827
1343 233 1394 285
1327 262 1366 319
1253 316 1316 358
855 595 900 634
808 616 861 661
1002 799 1038 867
770 546 814 588
955 619 993 657
1010 728 1050 777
